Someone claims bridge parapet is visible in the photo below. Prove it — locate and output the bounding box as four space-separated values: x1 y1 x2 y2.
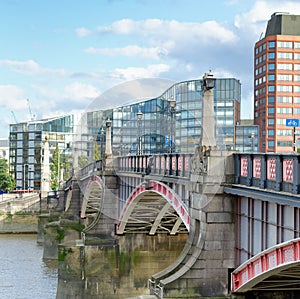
234 153 300 194
118 153 192 178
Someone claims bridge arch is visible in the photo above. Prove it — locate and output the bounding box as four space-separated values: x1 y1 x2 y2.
80 175 104 230
232 238 300 293
116 180 190 235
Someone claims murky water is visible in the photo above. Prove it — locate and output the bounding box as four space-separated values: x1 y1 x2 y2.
0 234 57 299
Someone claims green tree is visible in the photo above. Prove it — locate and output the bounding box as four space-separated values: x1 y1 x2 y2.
50 146 63 190
78 155 88 168
0 158 15 191
94 142 100 160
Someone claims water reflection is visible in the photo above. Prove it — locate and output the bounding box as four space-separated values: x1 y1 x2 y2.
0 234 57 299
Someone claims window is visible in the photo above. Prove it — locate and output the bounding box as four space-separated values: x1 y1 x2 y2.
277 52 292 59
295 75 300 81
277 85 292 92
295 86 300 93
295 64 300 71
268 141 275 147
295 42 300 49
295 97 300 103
268 63 275 70
268 52 275 59
278 64 293 70
278 74 292 81
268 107 274 114
277 107 292 114
278 41 292 48
269 41 275 48
268 96 275 103
268 86 275 92
277 141 292 147
277 118 286 125
277 130 292 136
294 108 300 114
268 130 274 136
268 118 275 125
269 74 275 81
277 96 292 103
295 53 300 60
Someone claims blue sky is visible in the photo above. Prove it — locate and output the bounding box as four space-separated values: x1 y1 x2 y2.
1 0 300 137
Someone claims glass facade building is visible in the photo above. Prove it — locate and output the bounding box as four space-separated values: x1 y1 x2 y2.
9 77 241 191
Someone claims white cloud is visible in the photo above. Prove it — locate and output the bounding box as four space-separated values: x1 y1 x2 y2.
75 27 92 37
85 45 168 60
0 85 26 109
110 64 170 81
63 82 100 102
0 60 67 76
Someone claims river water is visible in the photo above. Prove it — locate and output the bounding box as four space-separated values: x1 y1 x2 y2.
0 234 58 299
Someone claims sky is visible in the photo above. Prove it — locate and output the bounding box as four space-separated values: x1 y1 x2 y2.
1 0 300 138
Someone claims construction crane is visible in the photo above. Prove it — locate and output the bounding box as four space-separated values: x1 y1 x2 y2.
27 98 35 121
11 111 18 123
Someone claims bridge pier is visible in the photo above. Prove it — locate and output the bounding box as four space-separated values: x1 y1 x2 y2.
151 147 236 298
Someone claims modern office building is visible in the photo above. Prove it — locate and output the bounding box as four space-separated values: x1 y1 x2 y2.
254 12 300 152
9 115 79 190
9 76 241 191
0 138 9 161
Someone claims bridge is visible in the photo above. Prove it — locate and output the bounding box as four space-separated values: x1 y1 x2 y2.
47 73 300 299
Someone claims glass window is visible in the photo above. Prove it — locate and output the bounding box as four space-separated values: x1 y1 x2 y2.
268 52 275 59
295 75 300 81
268 107 274 114
294 108 300 114
268 140 274 147
269 74 275 81
277 130 292 136
277 85 292 92
295 53 300 60
268 130 274 136
268 118 275 125
268 86 275 92
295 64 300 71
277 141 292 147
268 63 275 70
268 96 275 103
277 96 292 103
295 86 300 93
277 107 292 114
269 41 275 48
295 42 300 48
278 41 292 48
278 74 292 81
277 52 292 59
295 97 300 103
278 64 292 70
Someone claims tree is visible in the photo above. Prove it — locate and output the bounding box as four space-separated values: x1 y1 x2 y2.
94 142 100 160
0 158 15 191
50 146 63 190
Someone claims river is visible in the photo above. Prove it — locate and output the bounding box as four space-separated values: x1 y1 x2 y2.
0 234 58 299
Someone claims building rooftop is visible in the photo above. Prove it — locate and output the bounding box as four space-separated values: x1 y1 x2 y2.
266 12 300 37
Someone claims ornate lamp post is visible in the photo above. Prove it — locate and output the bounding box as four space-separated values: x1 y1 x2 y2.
168 96 176 153
201 71 216 148
137 110 143 155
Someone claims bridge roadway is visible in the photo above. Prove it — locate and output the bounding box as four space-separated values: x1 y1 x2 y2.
61 151 300 298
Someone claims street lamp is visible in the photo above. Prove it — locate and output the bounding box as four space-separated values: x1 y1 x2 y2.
249 132 255 152
168 96 176 153
100 127 105 158
137 110 143 155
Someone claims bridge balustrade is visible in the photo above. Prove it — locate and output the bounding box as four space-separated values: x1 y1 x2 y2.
76 159 103 180
117 153 192 178
234 153 300 194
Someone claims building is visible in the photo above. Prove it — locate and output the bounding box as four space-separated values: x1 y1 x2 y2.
254 12 300 152
9 76 241 191
235 120 259 152
9 115 79 191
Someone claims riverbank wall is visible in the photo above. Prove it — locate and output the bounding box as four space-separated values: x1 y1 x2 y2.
0 213 39 233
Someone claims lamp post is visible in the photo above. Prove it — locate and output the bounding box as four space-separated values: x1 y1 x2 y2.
105 118 112 156
201 71 216 147
168 96 176 153
249 132 255 152
100 127 104 158
137 110 143 155
23 164 28 190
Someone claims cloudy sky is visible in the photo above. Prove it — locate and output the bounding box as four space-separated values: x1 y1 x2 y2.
1 0 300 137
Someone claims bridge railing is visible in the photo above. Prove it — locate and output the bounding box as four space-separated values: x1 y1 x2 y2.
117 153 193 178
76 159 103 180
234 153 300 194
